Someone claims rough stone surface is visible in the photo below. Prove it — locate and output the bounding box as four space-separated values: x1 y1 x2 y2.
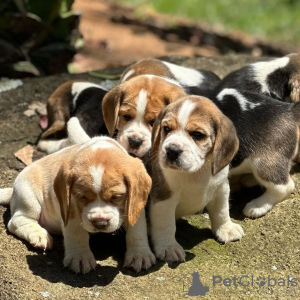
0 55 299 299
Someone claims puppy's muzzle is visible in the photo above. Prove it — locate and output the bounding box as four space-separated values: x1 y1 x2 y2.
128 136 143 149
166 144 183 162
91 218 111 230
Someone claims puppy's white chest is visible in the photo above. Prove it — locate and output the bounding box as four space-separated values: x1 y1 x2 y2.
163 167 228 219
164 170 213 218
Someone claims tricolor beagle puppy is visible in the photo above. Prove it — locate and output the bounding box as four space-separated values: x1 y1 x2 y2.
213 88 300 218
0 136 153 273
216 53 300 102
38 80 108 154
102 74 186 158
148 96 243 262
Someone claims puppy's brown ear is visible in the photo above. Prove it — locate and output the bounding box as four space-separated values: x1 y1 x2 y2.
289 73 300 102
288 54 300 102
124 159 152 226
54 162 73 226
151 108 167 160
102 85 124 136
212 114 239 176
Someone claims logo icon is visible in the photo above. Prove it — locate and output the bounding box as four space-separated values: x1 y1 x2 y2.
179 271 209 297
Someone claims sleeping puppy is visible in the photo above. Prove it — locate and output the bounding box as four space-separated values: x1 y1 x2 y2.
102 74 186 158
214 88 300 218
121 58 220 96
148 96 243 262
215 53 300 102
0 136 153 273
38 80 108 154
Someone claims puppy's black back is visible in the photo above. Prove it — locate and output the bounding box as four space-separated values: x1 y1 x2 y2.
215 64 291 101
72 87 109 137
185 69 221 97
213 90 297 169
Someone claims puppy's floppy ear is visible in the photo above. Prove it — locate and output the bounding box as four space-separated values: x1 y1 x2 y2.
102 85 125 136
212 114 239 176
124 158 152 226
54 162 73 226
289 73 300 103
288 54 300 102
151 107 167 160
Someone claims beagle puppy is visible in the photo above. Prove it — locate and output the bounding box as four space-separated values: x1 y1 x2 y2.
102 74 186 158
215 53 300 102
38 80 108 154
214 88 300 218
0 136 153 273
148 96 243 262
121 58 220 96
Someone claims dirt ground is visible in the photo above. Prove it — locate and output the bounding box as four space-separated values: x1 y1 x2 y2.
71 0 220 73
1 56 300 299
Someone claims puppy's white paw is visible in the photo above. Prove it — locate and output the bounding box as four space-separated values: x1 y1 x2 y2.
28 229 53 251
154 241 186 262
124 247 156 272
215 222 244 243
64 248 97 274
243 200 273 218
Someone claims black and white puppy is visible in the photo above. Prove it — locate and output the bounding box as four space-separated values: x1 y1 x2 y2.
38 81 109 153
216 53 300 102
213 88 300 218
148 95 243 262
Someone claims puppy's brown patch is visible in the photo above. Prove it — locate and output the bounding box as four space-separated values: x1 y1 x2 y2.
42 80 86 139
288 54 300 102
121 58 172 82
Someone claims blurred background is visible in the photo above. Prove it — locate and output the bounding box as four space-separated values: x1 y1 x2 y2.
1 0 299 78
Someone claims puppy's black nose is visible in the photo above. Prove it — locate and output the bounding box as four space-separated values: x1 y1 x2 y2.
166 145 183 161
128 137 143 149
92 219 110 230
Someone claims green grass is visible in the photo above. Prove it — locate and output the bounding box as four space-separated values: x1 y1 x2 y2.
117 0 300 46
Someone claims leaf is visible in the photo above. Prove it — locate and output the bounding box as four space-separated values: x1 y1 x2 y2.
51 13 80 43
14 145 34 166
0 12 49 49
25 0 61 23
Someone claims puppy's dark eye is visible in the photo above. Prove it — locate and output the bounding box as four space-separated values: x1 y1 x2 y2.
163 126 171 135
149 119 155 127
190 131 206 141
123 114 132 121
79 195 87 201
110 195 123 205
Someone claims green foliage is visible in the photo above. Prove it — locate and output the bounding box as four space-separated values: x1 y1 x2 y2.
0 0 80 78
118 0 300 46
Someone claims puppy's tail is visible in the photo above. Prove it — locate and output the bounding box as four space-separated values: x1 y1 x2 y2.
67 117 90 144
37 118 90 154
0 188 13 206
37 138 69 154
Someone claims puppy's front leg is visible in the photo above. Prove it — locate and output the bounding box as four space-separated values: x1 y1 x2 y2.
150 197 186 262
206 182 244 243
124 209 156 272
63 219 96 274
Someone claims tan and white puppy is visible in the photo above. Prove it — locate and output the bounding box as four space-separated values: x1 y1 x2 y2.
149 96 244 262
102 74 186 158
0 136 153 273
